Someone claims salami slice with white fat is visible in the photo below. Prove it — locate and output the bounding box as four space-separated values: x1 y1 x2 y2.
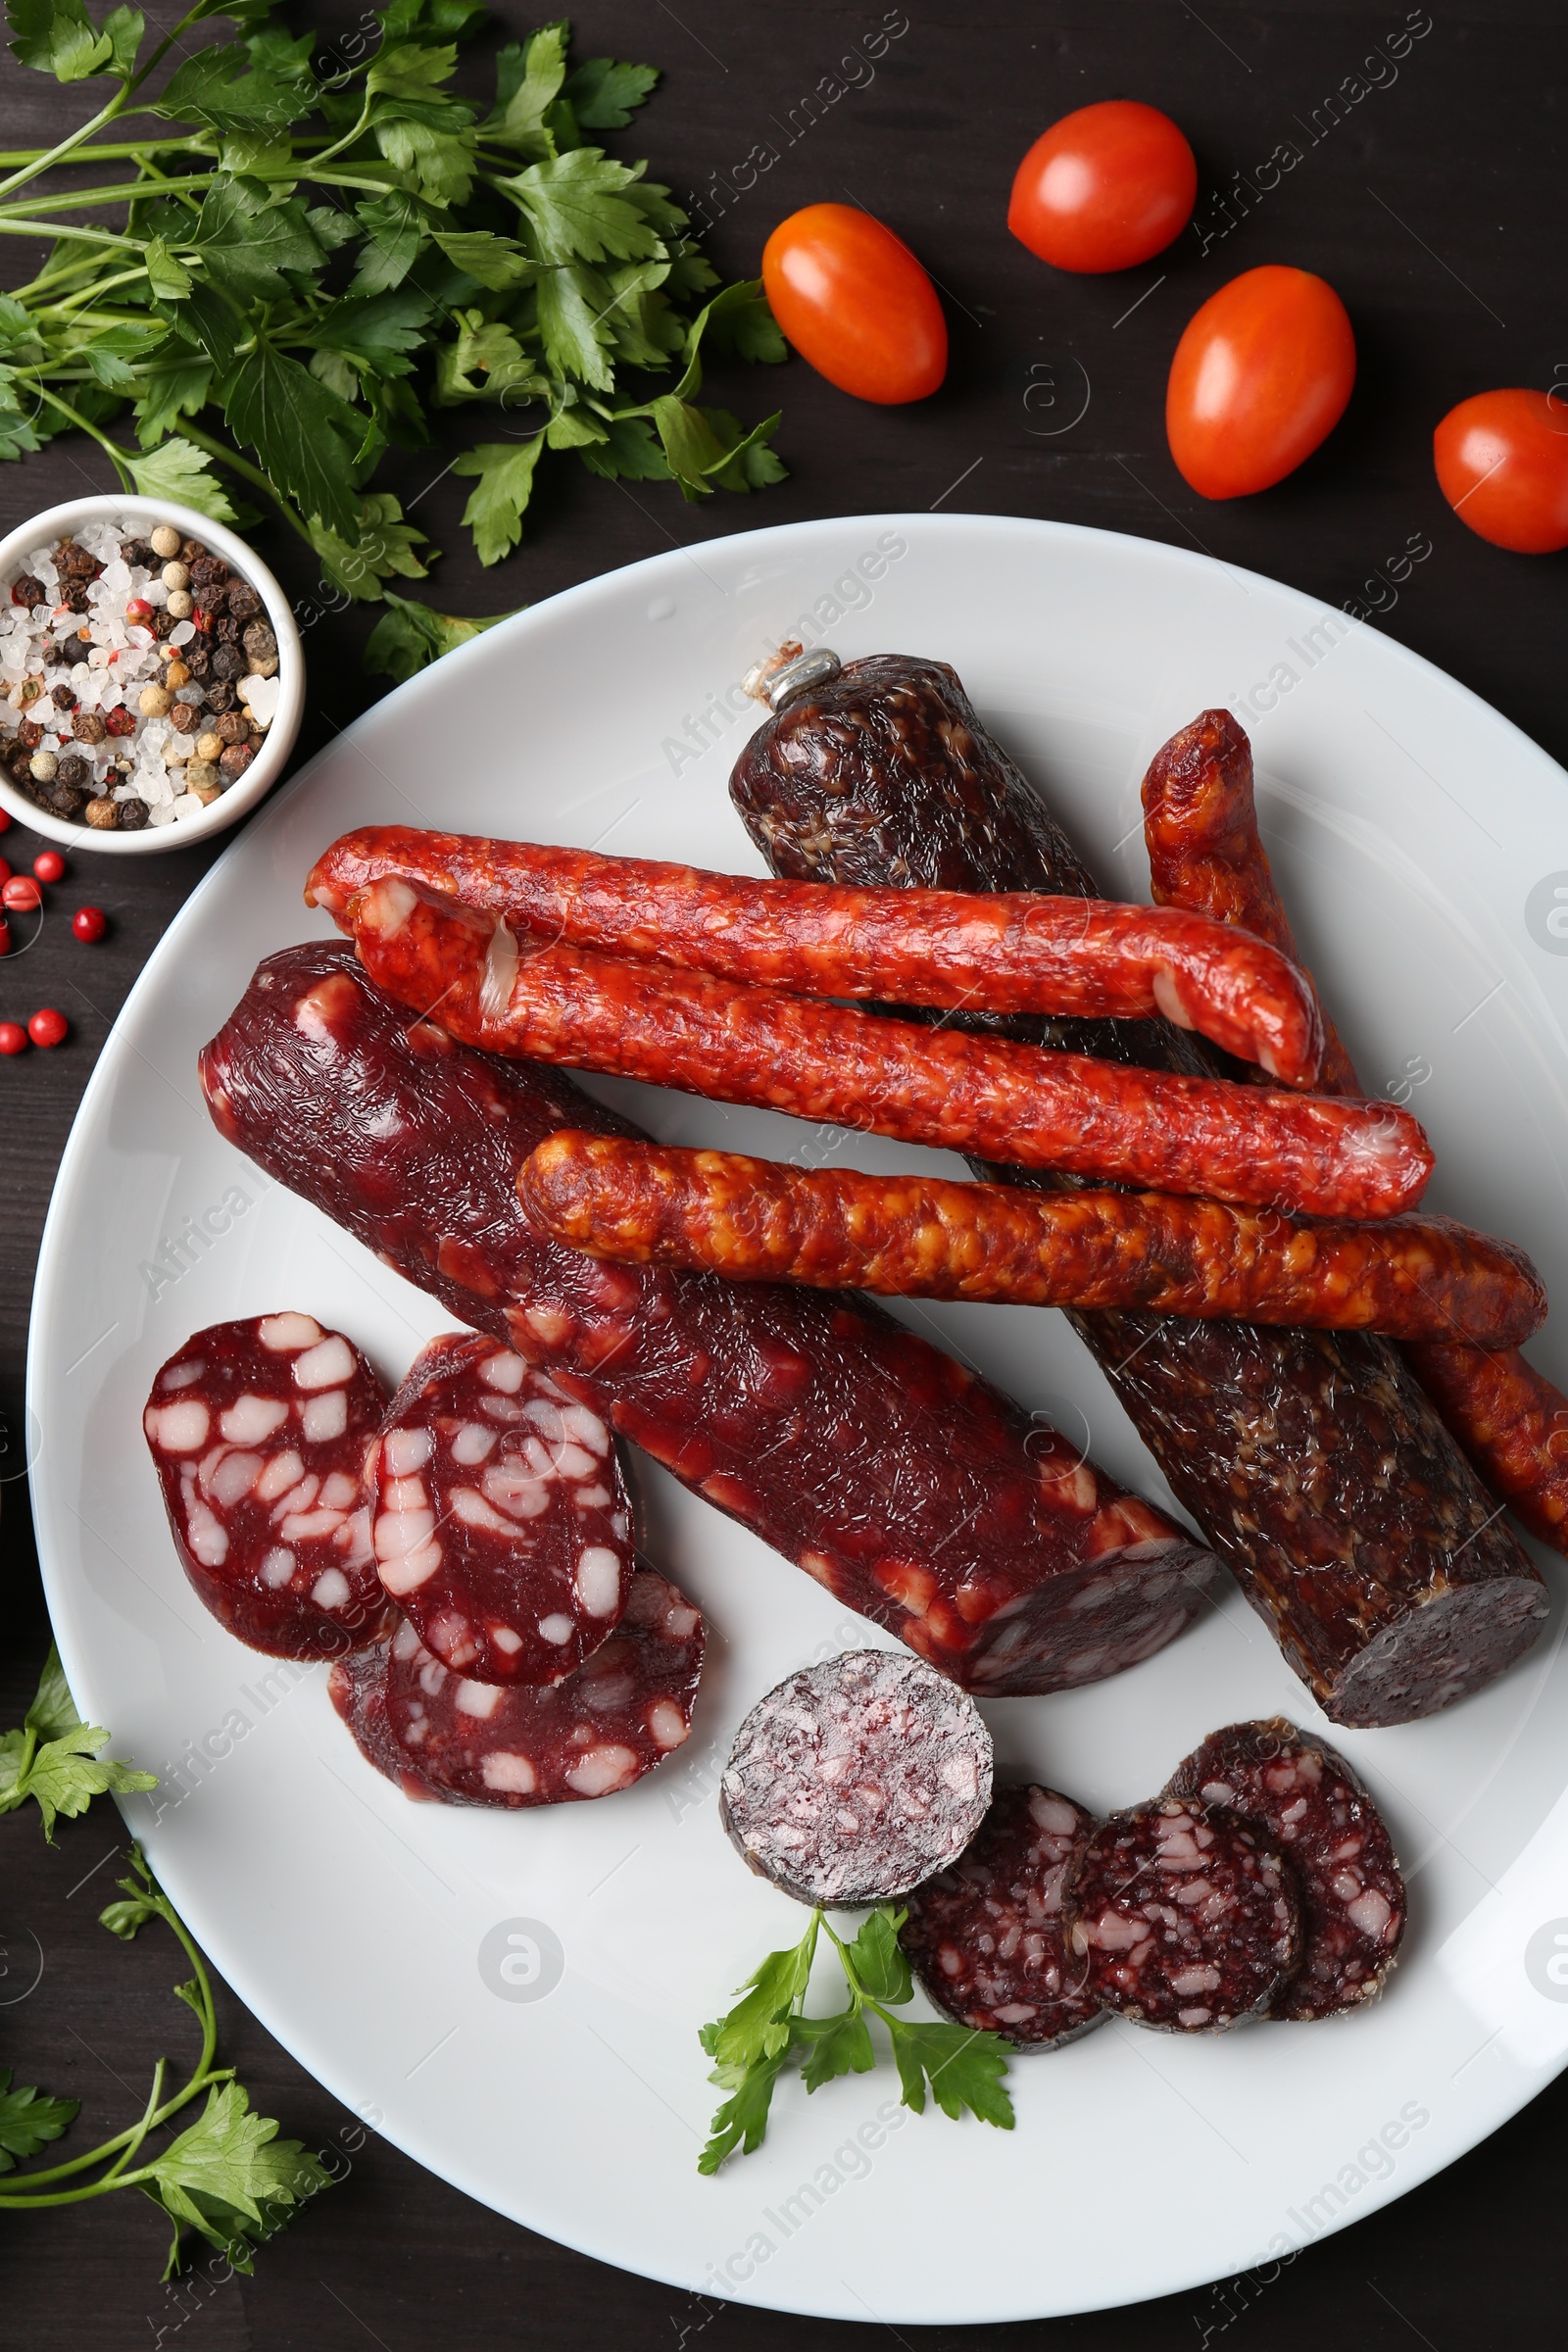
898 1785 1102 2049
369 1333 635 1685
719 1650 993 1908
144 1314 392 1658
1062 1797 1300 2032
366 1566 705 1806
1165 1719 1404 2019
327 1644 440 1801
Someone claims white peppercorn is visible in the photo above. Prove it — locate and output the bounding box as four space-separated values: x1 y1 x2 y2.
150 524 181 559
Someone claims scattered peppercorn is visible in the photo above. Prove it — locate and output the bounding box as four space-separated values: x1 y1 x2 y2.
149 524 182 560
51 682 77 710
3 875 42 910
205 679 237 713
116 796 149 829
18 718 43 750
105 704 137 736
28 751 58 783
73 710 107 745
219 742 256 782
73 905 108 942
188 554 229 592
214 710 248 747
33 850 66 883
10 575 44 608
84 797 119 830
48 783 87 819
27 1007 68 1049
57 755 87 790
0 1020 26 1054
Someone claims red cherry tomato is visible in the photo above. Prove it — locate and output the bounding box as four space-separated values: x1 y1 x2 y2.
1433 389 1568 554
1008 100 1197 273
73 905 109 943
1166 265 1355 499
0 1020 26 1055
27 1006 67 1049
3 874 41 913
761 203 947 405
32 849 66 883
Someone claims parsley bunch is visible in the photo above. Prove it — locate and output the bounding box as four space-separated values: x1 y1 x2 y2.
1 1648 331 2277
699 1906 1014 2174
0 0 787 665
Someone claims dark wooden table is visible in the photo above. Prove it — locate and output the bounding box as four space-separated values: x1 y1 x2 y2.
5 3 1566 2342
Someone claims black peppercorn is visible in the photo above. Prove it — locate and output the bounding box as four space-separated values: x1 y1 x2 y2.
205 678 237 713
214 613 242 646
11 574 45 609
47 781 87 819
180 537 207 565
188 554 230 593
241 619 277 666
120 537 155 569
57 753 88 789
224 582 261 621
211 644 245 680
183 640 212 679
51 682 77 710
151 606 175 639
116 796 150 829
66 582 92 614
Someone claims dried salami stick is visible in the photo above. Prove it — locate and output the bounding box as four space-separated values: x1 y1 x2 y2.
521 1131 1544 1346
201 946 1216 1696
1143 705 1568 1555
307 825 1326 1085
730 655 1547 1725
321 871 1431 1218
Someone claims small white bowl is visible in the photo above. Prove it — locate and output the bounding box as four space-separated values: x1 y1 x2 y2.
0 493 303 856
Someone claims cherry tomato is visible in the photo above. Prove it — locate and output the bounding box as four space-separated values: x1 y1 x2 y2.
761 204 947 405
0 1020 26 1055
32 849 66 883
1166 265 1355 499
27 1006 67 1049
1008 100 1197 273
1433 389 1568 554
73 905 108 943
2 874 41 912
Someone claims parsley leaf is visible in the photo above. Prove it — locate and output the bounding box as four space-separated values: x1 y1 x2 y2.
795 2005 875 2093
840 1907 913 2005
153 43 315 132
140 2082 332 2279
452 435 544 564
885 2022 1014 2130
487 21 567 155
364 589 517 680
505 147 665 268
0 2071 78 2172
564 54 659 130
8 0 121 81
308 492 431 599
0 1646 156 1841
24 1641 82 1740
220 342 367 535
188 176 326 303
129 435 237 522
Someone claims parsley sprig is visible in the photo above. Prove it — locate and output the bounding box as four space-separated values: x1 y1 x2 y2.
0 1 786 662
0 1648 331 2276
0 1638 155 1838
698 1906 1014 2174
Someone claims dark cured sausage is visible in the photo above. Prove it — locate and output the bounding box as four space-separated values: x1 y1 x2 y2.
328 1643 440 1799
306 824 1326 1085
144 1314 394 1659
1142 704 1568 1557
1062 1798 1301 2031
369 1333 635 1687
1164 1718 1404 2020
520 1131 1544 1346
200 946 1217 1696
335 1567 705 1807
899 1784 1103 2049
730 655 1547 1726
718 1650 993 1906
323 871 1431 1218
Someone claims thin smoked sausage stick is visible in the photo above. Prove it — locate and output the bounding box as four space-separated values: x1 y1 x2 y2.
316 871 1432 1219
519 1132 1545 1346
729 655 1546 1726
306 825 1326 1085
1142 706 1568 1555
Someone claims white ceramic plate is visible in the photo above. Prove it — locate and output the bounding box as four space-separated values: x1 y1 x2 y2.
28 514 1568 2325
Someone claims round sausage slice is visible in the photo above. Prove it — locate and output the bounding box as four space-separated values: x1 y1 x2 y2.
1063 1797 1300 2032
1165 1718 1404 2019
899 1784 1102 2048
327 1644 440 1802
373 1566 705 1807
719 1650 993 1907
369 1333 635 1686
144 1313 392 1658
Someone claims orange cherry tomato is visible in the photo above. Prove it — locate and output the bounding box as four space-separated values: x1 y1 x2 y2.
1008 100 1197 273
761 203 947 406
1433 389 1568 554
1166 265 1355 499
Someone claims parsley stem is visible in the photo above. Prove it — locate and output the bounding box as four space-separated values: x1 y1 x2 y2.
0 90 125 203
0 220 142 252
0 175 220 220
176 419 318 548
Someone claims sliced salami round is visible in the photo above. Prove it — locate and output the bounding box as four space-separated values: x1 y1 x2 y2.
719 1650 993 1908
1063 1797 1300 2032
327 1643 440 1801
1165 1718 1405 2019
144 1313 393 1658
899 1785 1103 2049
370 1333 635 1686
377 1566 705 1807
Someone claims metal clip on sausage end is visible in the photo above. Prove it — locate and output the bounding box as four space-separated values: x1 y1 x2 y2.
743 644 844 711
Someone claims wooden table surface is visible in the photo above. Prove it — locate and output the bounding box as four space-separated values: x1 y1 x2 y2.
4 3 1566 2343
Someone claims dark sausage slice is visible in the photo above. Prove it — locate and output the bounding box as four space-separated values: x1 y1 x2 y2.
1165 1718 1404 2020
730 655 1547 1726
327 1642 441 1801
719 1650 993 1907
899 1784 1102 2048
144 1314 394 1659
199 946 1216 1698
381 1566 705 1807
1062 1797 1300 2031
370 1333 635 1686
